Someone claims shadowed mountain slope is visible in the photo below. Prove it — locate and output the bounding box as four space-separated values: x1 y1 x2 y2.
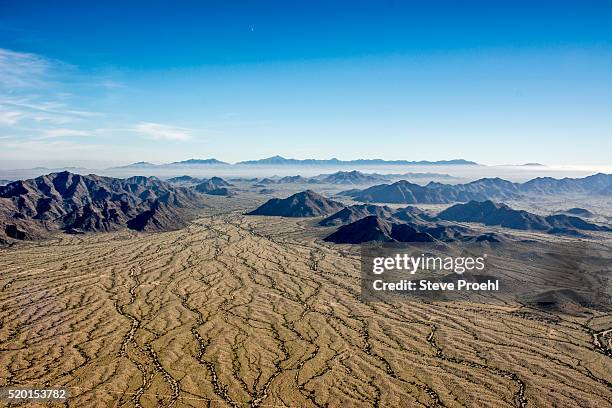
321 199 609 244
0 171 206 243
276 175 316 184
319 204 433 227
342 174 612 204
324 216 398 243
342 178 523 204
166 175 205 185
323 215 495 244
557 208 594 217
520 173 612 195
248 190 344 217
194 177 234 196
319 204 395 226
315 170 389 185
438 200 611 233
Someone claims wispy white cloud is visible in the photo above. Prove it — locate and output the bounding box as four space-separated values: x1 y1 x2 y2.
0 48 69 88
132 122 192 141
0 48 107 131
0 48 196 160
0 108 24 125
0 95 103 125
40 128 92 138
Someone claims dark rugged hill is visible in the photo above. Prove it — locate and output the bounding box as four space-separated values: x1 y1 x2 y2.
207 177 233 187
194 177 234 196
316 171 389 185
229 177 259 183
319 204 395 226
321 199 609 244
319 204 433 227
341 174 612 204
438 200 610 233
0 171 206 243
169 175 231 186
167 175 205 185
248 190 344 217
390 206 436 224
253 178 276 186
323 215 494 244
343 178 522 204
276 175 312 184
520 173 612 195
429 178 521 200
324 216 396 243
343 180 442 203
557 208 594 217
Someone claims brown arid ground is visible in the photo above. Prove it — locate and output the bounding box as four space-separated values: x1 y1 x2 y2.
0 203 611 407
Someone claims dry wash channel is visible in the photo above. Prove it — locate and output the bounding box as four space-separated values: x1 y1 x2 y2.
0 213 610 407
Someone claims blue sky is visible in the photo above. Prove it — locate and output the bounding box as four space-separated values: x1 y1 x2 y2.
0 1 611 166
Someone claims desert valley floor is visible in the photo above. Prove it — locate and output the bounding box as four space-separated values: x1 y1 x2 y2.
0 196 611 408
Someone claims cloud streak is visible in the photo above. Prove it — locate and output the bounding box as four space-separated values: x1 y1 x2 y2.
40 128 92 138
0 48 107 138
0 95 103 125
0 48 69 88
132 122 192 141
0 108 24 125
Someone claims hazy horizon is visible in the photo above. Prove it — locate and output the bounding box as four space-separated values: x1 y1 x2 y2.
1 156 611 173
1 159 610 184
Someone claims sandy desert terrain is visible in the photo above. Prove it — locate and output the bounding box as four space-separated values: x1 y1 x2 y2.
0 195 610 408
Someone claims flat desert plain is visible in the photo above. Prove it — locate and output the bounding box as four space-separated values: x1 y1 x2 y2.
0 199 611 407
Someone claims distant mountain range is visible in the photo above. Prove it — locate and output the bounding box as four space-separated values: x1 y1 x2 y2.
0 171 208 243
166 175 234 196
316 170 461 184
246 171 457 186
275 175 316 184
170 158 228 165
437 200 611 234
342 178 522 203
314 170 389 185
237 156 478 166
520 174 612 194
113 156 478 168
166 175 205 185
114 161 158 168
341 173 612 203
115 158 228 168
248 189 611 243
325 200 610 243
